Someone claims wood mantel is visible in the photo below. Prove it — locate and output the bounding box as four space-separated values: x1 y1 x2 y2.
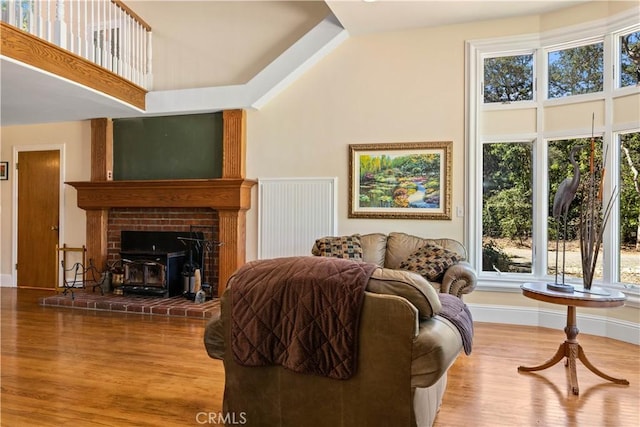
74 110 252 295
67 179 256 210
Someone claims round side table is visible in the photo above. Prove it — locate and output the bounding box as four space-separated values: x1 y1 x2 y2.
518 282 629 395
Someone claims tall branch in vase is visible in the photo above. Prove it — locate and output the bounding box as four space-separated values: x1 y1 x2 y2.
579 114 617 290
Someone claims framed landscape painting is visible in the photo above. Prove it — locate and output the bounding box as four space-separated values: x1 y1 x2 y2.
349 141 452 219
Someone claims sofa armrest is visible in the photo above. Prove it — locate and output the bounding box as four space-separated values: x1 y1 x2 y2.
440 261 477 298
411 316 463 388
203 312 225 360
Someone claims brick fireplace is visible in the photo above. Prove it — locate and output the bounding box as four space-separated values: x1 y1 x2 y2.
67 110 256 296
68 179 255 296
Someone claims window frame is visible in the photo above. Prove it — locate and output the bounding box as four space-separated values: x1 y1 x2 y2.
615 27 640 91
482 50 537 105
466 10 640 298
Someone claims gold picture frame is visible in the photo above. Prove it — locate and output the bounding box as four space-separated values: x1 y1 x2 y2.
349 141 452 220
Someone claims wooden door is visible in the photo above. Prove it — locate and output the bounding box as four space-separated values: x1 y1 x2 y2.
17 150 60 289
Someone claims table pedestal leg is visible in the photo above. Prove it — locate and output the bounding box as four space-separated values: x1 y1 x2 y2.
518 342 567 372
518 305 629 395
577 345 629 386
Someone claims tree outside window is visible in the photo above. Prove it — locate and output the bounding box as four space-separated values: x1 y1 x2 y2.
620 31 640 88
620 132 640 285
548 43 603 98
483 54 533 103
482 142 532 273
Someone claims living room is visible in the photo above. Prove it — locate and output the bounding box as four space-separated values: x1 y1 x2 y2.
1 1 639 425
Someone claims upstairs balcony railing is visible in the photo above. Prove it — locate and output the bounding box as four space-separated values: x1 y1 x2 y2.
1 0 152 89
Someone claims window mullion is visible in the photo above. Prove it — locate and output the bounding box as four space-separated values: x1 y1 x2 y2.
465 41 482 272
603 133 620 284
534 47 547 278
602 31 618 285
533 139 548 278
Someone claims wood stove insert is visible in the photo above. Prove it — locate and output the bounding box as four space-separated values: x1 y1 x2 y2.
119 231 204 297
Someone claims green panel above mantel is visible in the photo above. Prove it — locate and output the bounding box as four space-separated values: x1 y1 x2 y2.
113 112 223 180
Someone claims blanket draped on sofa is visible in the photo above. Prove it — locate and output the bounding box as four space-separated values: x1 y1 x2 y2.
438 293 474 355
230 257 378 380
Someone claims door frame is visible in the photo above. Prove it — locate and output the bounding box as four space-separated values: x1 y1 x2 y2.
11 144 66 287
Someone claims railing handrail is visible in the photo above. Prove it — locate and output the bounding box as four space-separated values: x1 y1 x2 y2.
111 0 151 32
1 0 153 90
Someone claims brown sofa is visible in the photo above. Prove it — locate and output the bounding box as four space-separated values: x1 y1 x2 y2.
314 232 477 298
204 256 473 426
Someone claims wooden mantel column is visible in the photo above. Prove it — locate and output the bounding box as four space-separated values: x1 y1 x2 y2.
218 109 249 293
222 109 246 179
217 209 247 293
82 110 254 296
86 118 112 271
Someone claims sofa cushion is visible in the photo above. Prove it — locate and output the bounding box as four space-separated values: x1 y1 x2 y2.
366 268 441 319
385 232 467 271
399 243 461 282
359 233 387 267
385 232 433 269
312 234 363 260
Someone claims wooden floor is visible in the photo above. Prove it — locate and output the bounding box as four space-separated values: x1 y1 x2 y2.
1 288 638 426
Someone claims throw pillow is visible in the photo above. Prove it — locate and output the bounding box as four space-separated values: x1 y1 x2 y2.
399 243 460 282
312 235 363 260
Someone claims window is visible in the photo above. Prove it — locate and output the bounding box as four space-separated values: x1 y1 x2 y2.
468 14 640 291
483 54 534 103
548 42 603 99
547 138 603 283
620 31 640 88
619 132 640 285
482 142 533 273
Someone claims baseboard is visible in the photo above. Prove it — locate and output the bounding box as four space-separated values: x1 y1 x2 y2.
468 303 640 345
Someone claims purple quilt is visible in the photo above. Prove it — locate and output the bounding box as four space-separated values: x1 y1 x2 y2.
438 293 474 355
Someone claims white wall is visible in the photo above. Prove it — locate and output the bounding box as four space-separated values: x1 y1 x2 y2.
244 14 547 260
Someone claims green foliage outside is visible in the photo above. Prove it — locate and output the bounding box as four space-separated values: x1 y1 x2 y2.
548 43 603 98
482 240 513 272
620 133 640 248
547 138 605 242
483 55 533 103
482 135 640 271
621 32 640 87
482 143 532 244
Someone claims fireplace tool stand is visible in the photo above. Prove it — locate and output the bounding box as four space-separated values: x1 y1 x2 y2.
178 234 222 300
